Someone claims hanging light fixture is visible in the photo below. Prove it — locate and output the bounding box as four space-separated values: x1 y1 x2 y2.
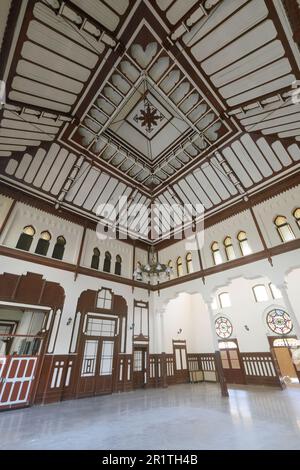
133 246 172 282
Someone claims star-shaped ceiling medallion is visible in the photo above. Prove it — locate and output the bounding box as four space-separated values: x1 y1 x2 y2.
134 100 164 133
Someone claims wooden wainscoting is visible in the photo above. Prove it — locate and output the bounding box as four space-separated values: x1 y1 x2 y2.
114 354 133 392
241 353 281 387
34 354 76 404
187 354 204 383
199 353 217 382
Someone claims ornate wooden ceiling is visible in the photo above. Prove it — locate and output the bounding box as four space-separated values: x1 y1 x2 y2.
0 0 299 242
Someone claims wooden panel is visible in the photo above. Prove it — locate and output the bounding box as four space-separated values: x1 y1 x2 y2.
241 352 281 386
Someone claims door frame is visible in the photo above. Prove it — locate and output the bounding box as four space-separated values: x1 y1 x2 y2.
132 342 149 389
268 335 300 382
218 338 247 385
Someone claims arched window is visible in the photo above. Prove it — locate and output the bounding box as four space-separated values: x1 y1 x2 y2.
91 248 100 269
211 242 222 265
224 236 235 261
274 216 295 242
16 225 35 251
103 251 111 273
97 288 112 309
219 292 231 308
293 208 300 229
237 231 252 256
114 255 122 275
266 309 293 335
52 236 66 260
269 283 282 300
252 284 268 302
35 230 51 256
176 257 183 277
186 252 193 274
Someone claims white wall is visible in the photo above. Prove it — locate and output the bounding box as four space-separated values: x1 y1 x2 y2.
0 202 83 264
81 228 133 278
0 195 13 228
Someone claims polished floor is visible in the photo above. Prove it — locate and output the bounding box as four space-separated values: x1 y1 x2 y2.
1 383 300 450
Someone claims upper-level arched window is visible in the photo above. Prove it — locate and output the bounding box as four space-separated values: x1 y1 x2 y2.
293 208 300 229
219 292 231 308
186 252 193 274
269 283 282 300
211 241 222 265
114 255 122 275
103 251 111 273
52 236 66 260
176 257 183 277
252 284 268 302
16 225 35 251
91 248 100 269
237 231 252 256
274 216 295 242
224 236 235 261
35 231 51 256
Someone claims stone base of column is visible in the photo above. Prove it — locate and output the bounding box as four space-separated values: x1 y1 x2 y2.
214 351 229 397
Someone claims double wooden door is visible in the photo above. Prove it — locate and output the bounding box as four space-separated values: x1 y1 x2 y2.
78 336 116 397
220 342 246 385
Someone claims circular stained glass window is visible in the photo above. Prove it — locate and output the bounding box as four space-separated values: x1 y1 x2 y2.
215 316 233 339
266 309 293 335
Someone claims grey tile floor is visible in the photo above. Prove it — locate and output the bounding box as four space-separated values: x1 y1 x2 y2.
1 383 300 450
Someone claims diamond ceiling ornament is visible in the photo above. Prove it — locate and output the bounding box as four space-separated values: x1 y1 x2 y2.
133 99 164 133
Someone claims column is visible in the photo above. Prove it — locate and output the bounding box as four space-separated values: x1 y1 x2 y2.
278 282 300 338
206 300 229 397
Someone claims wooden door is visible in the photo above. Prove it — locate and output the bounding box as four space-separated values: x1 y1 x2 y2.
133 347 147 389
274 347 298 381
78 336 116 397
173 342 189 384
220 344 246 385
0 356 38 409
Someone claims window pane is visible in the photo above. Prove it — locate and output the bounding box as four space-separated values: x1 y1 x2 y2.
213 251 222 265
134 350 143 371
81 340 98 377
240 240 252 256
279 225 295 242
269 283 282 299
253 285 268 302
226 245 236 261
86 318 115 336
219 292 231 308
99 340 114 376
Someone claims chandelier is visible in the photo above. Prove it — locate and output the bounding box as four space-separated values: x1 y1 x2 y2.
133 246 172 282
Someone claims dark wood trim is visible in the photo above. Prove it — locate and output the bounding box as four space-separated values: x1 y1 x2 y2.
0 245 149 289
153 238 300 291
1 236 300 293
0 0 21 79
214 351 229 397
0 182 149 250
157 171 300 249
74 223 87 281
250 206 273 266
